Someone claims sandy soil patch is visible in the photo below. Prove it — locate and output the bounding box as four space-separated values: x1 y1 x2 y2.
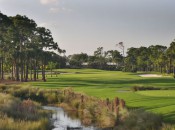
139 74 163 77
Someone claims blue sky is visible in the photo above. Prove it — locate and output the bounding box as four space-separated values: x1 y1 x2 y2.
0 0 175 55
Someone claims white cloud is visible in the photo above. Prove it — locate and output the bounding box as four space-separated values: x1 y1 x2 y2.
38 22 48 27
38 21 59 28
49 7 72 13
40 0 58 5
49 7 59 13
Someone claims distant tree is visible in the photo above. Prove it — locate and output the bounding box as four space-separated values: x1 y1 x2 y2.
68 53 88 68
125 47 139 72
48 62 57 77
107 50 123 64
167 40 175 76
94 47 104 57
148 45 167 72
90 47 107 69
136 47 149 71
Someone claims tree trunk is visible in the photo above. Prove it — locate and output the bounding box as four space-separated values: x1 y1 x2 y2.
16 64 20 81
160 66 162 73
173 66 175 78
37 61 39 79
12 64 14 80
25 63 29 82
1 56 4 80
169 58 172 74
20 61 24 82
51 68 52 77
24 64 26 80
30 68 32 81
43 64 46 81
42 59 46 82
34 59 37 81
30 59 32 81
42 61 44 80
0 58 1 79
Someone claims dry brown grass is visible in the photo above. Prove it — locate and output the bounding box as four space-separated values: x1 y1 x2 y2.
0 93 51 130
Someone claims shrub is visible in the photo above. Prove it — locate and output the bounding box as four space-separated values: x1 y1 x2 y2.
44 92 58 104
131 86 161 92
0 93 52 130
0 114 51 130
71 99 81 109
7 76 12 80
116 109 162 130
161 123 175 130
0 85 8 92
13 87 30 99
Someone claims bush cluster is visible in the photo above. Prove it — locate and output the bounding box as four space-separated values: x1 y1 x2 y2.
0 93 52 130
0 85 60 104
0 85 124 128
131 86 161 92
116 109 162 130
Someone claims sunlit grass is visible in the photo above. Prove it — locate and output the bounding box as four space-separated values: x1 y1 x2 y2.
137 90 175 97
25 69 175 123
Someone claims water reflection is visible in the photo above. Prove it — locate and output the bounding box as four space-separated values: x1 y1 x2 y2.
43 106 98 130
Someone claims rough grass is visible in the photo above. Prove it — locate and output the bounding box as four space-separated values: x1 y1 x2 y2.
0 85 122 128
116 109 162 130
25 69 175 123
0 117 49 130
0 93 51 130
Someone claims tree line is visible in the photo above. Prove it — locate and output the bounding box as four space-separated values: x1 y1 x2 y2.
68 47 123 70
1 12 174 80
125 43 175 75
0 12 66 82
68 43 175 77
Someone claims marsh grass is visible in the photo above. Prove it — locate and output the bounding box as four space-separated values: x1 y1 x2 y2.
0 93 51 130
116 109 162 130
0 116 50 130
0 85 124 128
161 124 175 130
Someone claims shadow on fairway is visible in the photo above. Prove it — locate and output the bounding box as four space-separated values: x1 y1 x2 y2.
44 77 175 88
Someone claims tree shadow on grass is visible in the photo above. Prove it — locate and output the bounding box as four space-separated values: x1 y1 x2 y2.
47 77 175 87
127 104 175 123
163 111 175 123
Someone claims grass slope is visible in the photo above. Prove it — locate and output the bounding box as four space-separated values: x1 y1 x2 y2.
26 69 175 123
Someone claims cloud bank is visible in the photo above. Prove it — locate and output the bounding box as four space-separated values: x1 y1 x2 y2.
49 7 59 13
40 0 58 5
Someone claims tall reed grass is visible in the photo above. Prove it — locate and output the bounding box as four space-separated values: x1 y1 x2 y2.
0 93 52 130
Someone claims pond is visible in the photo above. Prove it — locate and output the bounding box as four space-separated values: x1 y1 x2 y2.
43 106 100 130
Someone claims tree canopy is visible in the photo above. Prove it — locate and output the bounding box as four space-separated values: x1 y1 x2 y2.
0 12 66 82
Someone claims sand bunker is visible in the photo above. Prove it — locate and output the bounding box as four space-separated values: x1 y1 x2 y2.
139 74 163 77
